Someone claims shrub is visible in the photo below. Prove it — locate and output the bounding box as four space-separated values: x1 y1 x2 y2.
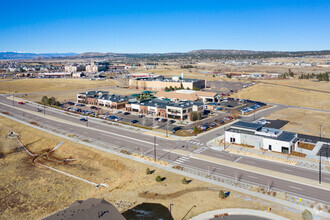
155 176 162 182
219 190 226 199
146 168 152 175
182 177 188 184
301 209 313 220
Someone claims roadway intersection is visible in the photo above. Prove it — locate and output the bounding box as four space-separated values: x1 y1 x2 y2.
0 95 329 204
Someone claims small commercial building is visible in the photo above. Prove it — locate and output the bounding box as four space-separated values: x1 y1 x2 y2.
98 94 135 109
77 91 109 104
225 121 298 153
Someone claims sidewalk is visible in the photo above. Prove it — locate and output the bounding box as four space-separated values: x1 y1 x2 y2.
191 208 289 220
208 137 330 173
171 149 330 191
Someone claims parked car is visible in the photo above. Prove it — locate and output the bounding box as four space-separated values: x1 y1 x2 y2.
227 104 234 108
131 120 139 124
138 114 144 118
214 107 222 111
80 118 87 122
154 117 160 121
109 116 117 120
67 102 75 105
18 102 24 105
124 112 130 115
172 127 182 134
224 116 233 121
116 110 122 114
115 117 122 121
90 106 97 109
169 120 176 124
36 108 42 112
161 118 167 122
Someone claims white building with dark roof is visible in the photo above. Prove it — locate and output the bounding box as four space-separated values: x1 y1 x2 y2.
225 121 298 153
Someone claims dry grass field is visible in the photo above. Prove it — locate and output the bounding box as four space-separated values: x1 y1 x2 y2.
0 78 120 94
262 79 330 92
0 116 302 220
231 82 330 110
264 108 330 137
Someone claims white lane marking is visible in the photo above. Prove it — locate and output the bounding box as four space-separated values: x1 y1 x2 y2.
282 168 292 172
245 160 255 164
234 157 243 162
102 133 157 146
289 186 302 190
247 175 258 179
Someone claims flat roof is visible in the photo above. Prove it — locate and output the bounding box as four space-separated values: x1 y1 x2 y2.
231 121 264 131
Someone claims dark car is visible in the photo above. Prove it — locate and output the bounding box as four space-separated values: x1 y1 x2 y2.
172 127 182 134
124 112 130 115
90 106 97 109
169 120 176 124
155 117 160 121
161 118 167 122
131 120 139 124
109 116 117 119
138 114 144 118
67 102 75 105
80 118 88 122
227 104 234 108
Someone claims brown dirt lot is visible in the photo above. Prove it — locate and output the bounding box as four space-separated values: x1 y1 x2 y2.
0 78 120 94
264 108 330 137
231 82 330 110
0 116 302 219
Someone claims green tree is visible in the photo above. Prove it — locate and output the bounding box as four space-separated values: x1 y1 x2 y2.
182 177 189 184
169 86 174 91
155 176 162 182
193 126 199 134
48 97 56 105
219 190 226 199
146 168 152 175
55 101 61 106
165 87 169 91
226 73 232 78
41 96 49 105
301 209 313 220
288 69 294 77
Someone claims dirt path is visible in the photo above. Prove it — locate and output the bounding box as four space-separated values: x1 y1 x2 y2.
138 187 218 200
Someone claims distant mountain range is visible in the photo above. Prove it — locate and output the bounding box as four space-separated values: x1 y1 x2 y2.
0 52 78 60
1 50 330 60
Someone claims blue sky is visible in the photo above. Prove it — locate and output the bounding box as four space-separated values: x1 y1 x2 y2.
1 0 329 53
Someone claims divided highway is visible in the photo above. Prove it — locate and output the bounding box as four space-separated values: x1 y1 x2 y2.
0 95 329 204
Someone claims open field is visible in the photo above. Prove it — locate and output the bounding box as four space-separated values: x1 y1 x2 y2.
20 87 138 103
264 108 330 137
0 78 120 94
0 116 302 219
231 82 330 110
259 79 330 92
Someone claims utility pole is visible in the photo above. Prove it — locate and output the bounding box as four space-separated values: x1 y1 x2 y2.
319 125 322 184
154 136 156 161
170 204 173 216
86 115 88 127
166 120 168 137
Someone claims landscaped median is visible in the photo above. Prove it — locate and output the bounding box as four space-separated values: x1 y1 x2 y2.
171 149 330 191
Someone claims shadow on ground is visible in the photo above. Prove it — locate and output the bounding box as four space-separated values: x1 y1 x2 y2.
122 203 174 220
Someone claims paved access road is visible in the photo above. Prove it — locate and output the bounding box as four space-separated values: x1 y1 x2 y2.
0 95 329 204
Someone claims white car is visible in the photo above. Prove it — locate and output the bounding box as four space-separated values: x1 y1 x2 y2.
115 117 122 121
116 110 122 114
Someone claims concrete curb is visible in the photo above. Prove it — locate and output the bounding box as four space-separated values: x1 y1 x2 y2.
1 112 329 219
190 208 289 220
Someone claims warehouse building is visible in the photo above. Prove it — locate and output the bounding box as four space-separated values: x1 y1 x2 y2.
225 121 298 153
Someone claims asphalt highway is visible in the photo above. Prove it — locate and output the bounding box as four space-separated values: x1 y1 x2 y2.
0 95 329 204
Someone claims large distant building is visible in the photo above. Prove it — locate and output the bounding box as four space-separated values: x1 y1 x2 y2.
86 61 108 72
129 75 206 91
65 64 85 73
155 90 218 103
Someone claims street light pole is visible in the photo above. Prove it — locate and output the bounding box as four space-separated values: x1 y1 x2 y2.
154 136 156 161
12 93 14 106
181 205 196 220
319 125 322 184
